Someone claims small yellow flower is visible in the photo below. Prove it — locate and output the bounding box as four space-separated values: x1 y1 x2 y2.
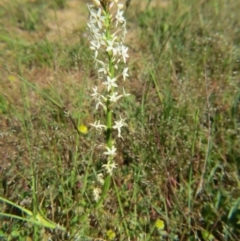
78 124 88 134
8 75 16 82
106 229 116 240
155 218 165 230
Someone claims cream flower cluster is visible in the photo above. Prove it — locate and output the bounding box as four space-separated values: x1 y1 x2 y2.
87 1 129 109
87 0 130 177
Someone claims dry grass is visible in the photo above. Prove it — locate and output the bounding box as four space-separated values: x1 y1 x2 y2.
0 0 240 240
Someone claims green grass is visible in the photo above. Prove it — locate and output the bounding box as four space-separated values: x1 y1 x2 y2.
0 0 240 240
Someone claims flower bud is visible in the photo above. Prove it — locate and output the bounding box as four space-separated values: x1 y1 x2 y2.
93 0 101 6
117 3 123 9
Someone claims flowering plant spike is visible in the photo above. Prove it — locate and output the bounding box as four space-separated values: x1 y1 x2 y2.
88 0 129 187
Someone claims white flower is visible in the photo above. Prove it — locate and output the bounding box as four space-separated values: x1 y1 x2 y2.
102 76 118 92
94 59 108 76
90 120 107 131
115 9 125 27
98 65 108 75
108 91 123 102
91 86 100 99
93 187 102 201
97 173 104 185
90 39 101 58
103 146 117 156
91 86 105 109
102 161 118 175
87 22 100 36
113 116 127 138
89 7 105 29
122 67 129 81
120 44 129 63
106 36 118 53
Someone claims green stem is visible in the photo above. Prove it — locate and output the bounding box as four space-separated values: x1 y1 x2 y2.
106 99 112 147
105 11 114 149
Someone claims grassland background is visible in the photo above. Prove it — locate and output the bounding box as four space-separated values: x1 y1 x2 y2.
0 0 240 240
